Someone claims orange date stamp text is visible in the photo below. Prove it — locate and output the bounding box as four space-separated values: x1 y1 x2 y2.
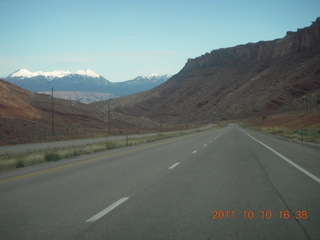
211 210 308 220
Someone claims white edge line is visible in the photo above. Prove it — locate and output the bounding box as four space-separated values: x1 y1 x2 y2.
86 197 129 223
192 150 198 154
241 129 320 184
169 162 180 170
203 144 207 147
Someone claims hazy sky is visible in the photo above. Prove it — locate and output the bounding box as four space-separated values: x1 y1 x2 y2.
1 0 319 82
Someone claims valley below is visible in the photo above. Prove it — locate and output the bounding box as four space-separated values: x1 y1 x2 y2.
1 18 320 146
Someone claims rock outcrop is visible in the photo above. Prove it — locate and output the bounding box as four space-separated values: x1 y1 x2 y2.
112 17 320 122
184 17 320 69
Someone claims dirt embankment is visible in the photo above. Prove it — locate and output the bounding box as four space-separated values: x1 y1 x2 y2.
0 80 40 119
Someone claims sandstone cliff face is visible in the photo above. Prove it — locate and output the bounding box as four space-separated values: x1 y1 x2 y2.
112 18 320 122
184 17 320 69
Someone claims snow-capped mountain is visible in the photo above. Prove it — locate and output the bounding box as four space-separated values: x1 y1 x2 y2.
6 68 110 92
75 68 100 78
5 69 171 103
9 69 72 79
112 74 172 96
131 74 172 83
8 68 100 80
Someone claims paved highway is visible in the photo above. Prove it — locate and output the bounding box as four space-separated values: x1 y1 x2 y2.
0 124 319 239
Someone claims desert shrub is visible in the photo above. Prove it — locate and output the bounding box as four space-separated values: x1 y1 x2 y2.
106 141 118 149
73 150 81 156
16 160 25 168
45 152 61 162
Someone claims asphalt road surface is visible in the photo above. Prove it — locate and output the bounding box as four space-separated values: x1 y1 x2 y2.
0 124 319 240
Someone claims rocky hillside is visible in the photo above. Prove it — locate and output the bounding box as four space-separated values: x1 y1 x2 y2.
0 80 159 145
109 17 320 123
0 80 41 119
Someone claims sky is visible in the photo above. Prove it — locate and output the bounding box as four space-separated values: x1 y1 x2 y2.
0 0 319 82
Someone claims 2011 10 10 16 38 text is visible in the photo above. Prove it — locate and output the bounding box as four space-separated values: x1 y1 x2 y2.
211 210 308 220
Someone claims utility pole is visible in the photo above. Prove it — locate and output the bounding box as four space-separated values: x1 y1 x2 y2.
51 87 54 137
107 100 111 134
137 116 140 134
126 130 129 146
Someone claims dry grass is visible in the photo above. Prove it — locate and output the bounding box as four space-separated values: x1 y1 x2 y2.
0 124 228 172
0 131 192 172
244 125 320 143
242 111 320 143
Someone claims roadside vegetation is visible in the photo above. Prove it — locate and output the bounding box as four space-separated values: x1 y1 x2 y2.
241 111 320 144
241 124 320 144
0 124 224 172
0 134 173 171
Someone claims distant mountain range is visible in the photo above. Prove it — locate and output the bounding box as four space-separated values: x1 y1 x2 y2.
1 18 320 145
5 69 171 103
